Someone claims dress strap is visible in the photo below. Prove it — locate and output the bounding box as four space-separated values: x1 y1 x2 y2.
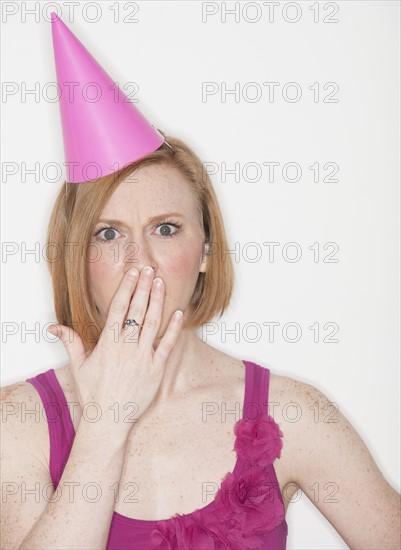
25 369 75 488
243 360 270 421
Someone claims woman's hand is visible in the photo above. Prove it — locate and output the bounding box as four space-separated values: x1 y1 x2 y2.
47 266 183 437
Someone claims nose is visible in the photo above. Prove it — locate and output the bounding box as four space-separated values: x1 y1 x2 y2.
123 236 158 276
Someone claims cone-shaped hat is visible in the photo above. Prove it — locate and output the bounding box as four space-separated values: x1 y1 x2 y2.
50 13 164 183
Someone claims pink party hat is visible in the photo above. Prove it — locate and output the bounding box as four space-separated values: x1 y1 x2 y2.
50 13 164 183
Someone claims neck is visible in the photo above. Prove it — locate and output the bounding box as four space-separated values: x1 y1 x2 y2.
152 327 209 406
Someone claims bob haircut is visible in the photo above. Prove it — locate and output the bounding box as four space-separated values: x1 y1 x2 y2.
46 131 235 353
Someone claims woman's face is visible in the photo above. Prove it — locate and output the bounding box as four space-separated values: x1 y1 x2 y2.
88 162 207 339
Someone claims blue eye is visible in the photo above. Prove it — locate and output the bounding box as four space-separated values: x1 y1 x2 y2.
93 219 183 243
94 226 120 242
155 221 182 238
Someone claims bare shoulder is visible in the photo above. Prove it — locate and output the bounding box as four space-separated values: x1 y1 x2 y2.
269 369 321 398
203 345 327 420
267 370 340 467
268 370 332 417
268 370 338 435
0 378 50 463
1 378 43 418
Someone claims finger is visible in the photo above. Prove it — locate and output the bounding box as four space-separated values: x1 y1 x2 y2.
123 266 155 339
152 310 184 368
104 268 139 340
49 324 87 372
137 277 165 351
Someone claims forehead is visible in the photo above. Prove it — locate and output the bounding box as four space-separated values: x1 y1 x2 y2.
101 163 198 216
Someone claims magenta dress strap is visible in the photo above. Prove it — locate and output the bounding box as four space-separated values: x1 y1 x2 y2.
243 359 270 421
25 369 75 489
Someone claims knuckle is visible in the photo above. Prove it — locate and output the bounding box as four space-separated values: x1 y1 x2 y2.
130 306 145 321
139 279 152 291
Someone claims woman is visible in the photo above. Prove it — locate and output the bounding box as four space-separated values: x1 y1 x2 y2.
2 135 400 550
1 13 400 550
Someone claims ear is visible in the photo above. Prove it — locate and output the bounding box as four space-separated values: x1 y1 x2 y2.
199 242 210 273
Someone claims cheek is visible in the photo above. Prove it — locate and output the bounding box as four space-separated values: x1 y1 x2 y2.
166 247 200 278
88 250 123 304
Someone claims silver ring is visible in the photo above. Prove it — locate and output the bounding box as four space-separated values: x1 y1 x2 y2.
124 318 142 329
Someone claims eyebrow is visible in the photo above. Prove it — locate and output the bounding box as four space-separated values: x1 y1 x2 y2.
97 212 185 226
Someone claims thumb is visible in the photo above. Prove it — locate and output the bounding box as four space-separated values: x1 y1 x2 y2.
48 324 87 371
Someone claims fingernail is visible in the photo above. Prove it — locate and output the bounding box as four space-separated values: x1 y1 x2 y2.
153 277 163 289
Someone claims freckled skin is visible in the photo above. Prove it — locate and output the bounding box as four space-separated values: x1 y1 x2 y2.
2 165 400 547
88 163 207 342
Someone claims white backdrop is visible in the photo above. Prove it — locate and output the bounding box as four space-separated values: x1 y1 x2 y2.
1 1 400 548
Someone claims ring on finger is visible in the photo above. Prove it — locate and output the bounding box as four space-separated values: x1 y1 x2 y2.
124 318 143 330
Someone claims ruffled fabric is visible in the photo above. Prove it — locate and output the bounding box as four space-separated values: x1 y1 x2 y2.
234 414 283 468
149 415 284 550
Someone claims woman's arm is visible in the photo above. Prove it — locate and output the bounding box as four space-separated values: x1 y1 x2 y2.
1 381 130 550
281 376 400 549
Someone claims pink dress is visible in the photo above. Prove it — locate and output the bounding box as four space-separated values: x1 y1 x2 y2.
26 360 288 549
